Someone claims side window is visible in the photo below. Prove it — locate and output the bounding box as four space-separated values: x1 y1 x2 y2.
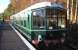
28 14 29 22
24 13 28 27
27 14 31 29
32 9 45 30
21 17 23 25
24 20 26 27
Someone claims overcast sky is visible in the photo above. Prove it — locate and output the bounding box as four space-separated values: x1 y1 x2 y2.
0 0 10 13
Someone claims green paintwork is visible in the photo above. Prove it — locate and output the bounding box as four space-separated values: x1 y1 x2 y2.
12 6 67 42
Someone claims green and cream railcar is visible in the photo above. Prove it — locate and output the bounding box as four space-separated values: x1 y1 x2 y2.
11 2 67 46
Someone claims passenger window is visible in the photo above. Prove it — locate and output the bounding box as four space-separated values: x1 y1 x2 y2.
32 9 45 30
24 20 26 27
28 14 29 22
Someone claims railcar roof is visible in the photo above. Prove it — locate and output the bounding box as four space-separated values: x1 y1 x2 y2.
12 2 66 17
18 2 51 14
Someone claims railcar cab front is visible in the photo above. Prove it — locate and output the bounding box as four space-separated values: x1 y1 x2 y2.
31 3 67 47
45 3 67 45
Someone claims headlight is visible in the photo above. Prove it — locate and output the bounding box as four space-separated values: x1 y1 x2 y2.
61 25 65 28
49 27 53 29
38 35 42 42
